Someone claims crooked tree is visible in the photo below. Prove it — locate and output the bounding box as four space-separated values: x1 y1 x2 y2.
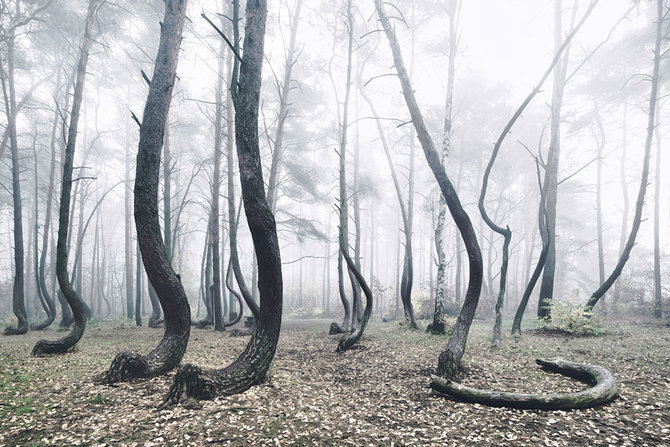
101 0 191 382
375 0 482 380
32 0 98 354
164 0 283 402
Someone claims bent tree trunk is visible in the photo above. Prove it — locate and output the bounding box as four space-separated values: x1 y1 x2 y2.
101 0 191 383
164 0 283 403
430 358 618 410
32 0 98 354
478 1 596 346
584 0 664 313
31 103 60 331
375 0 482 380
336 246 373 352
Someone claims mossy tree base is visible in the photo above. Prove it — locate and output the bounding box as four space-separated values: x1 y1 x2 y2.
430 358 618 410
426 322 446 336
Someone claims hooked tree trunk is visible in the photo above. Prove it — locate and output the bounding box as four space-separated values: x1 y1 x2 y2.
375 0 482 380
101 0 191 382
32 0 98 354
164 0 283 402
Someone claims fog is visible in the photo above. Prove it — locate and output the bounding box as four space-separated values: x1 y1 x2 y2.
1 0 667 326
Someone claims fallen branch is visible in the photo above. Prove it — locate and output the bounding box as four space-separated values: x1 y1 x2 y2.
430 358 617 410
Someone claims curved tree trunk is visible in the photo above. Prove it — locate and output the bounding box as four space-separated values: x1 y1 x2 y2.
375 0 483 380
101 0 191 383
164 0 283 403
478 2 596 346
32 0 97 354
430 358 617 410
336 246 373 352
31 104 59 330
584 0 664 313
224 259 244 328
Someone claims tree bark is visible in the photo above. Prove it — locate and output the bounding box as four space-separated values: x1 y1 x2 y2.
165 0 283 402
430 358 617 410
101 0 191 382
375 0 482 380
32 0 98 354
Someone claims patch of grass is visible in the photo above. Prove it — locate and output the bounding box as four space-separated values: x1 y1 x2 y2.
87 394 108 405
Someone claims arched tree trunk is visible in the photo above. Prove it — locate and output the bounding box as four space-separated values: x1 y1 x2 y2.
32 0 98 354
164 0 283 403
431 358 617 410
101 0 191 382
336 246 373 352
375 0 482 380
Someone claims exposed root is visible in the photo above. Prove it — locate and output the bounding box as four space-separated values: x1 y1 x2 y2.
229 328 253 337
4 325 28 336
100 351 150 384
426 322 446 335
163 364 220 406
329 322 346 335
430 358 618 410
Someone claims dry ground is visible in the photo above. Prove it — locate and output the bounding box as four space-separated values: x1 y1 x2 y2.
0 318 669 446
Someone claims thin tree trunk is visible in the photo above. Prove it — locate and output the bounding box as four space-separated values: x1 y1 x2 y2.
125 122 134 319
135 240 142 326
33 0 98 354
2 4 27 335
584 0 664 312
101 0 191 382
653 109 662 318
376 0 482 379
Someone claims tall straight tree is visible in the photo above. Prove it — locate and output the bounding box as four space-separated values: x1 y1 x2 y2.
165 0 283 402
101 0 190 382
538 0 576 320
32 0 98 354
430 0 459 336
375 0 483 380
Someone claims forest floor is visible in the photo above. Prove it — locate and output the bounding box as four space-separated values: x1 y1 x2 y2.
0 317 669 446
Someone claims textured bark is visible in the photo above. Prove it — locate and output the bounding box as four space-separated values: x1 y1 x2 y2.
584 0 664 313
101 0 190 382
430 358 618 410
164 0 282 402
375 0 482 380
32 0 97 354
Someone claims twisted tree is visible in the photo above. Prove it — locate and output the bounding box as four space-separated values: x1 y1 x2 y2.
101 0 191 382
32 0 98 354
374 0 482 380
164 0 283 403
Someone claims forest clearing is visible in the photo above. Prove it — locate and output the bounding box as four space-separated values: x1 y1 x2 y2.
1 319 669 446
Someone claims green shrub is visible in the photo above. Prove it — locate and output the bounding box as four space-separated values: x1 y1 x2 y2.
538 299 605 336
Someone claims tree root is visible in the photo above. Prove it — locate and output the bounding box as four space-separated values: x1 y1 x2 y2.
4 325 28 336
99 351 151 384
329 322 346 335
162 364 221 405
426 322 446 335
430 358 618 410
